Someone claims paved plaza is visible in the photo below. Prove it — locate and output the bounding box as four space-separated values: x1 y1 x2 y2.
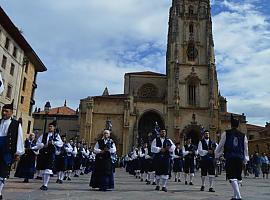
3 169 270 200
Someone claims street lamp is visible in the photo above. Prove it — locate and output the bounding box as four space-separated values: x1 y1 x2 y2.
43 101 51 134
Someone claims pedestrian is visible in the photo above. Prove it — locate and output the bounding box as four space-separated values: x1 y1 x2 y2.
215 115 249 200
14 132 38 183
89 130 116 191
198 130 216 192
253 152 261 178
172 142 184 183
151 129 175 192
0 102 25 200
183 137 197 185
55 135 67 184
261 153 269 179
36 121 63 191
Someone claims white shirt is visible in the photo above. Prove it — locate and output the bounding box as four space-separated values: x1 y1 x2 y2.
198 139 210 157
151 137 176 154
0 118 24 155
215 132 249 163
0 118 25 155
36 132 63 149
94 138 116 154
182 144 198 157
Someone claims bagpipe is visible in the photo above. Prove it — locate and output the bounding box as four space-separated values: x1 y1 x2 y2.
105 139 117 163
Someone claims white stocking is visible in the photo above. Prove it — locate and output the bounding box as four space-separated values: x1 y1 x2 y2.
230 179 241 199
43 174 50 187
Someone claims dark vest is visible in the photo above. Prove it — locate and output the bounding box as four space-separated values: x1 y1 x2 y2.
141 147 145 154
184 144 196 159
156 137 172 156
97 139 116 162
224 129 245 160
174 148 183 159
5 119 19 154
201 139 215 159
156 137 172 148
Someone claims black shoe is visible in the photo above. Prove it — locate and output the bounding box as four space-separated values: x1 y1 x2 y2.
140 178 143 182
80 172 84 175
0 195 3 200
152 182 156 185
189 182 193 185
185 181 188 185
175 178 177 182
63 176 67 180
200 186 205 191
40 185 48 191
23 178 29 183
178 179 181 182
67 177 71 181
59 180 63 184
56 179 60 183
74 174 79 177
209 188 215 192
161 187 168 192
146 181 150 185
155 186 160 191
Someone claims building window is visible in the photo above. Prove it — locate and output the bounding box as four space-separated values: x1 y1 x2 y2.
27 120 31 134
249 135 254 140
28 104 33 116
187 42 198 61
6 84 12 99
188 6 194 15
10 63 15 76
188 83 196 106
189 23 194 33
1 55 7 69
24 62 29 73
4 37 10 50
12 46 18 58
22 77 27 91
21 96 24 104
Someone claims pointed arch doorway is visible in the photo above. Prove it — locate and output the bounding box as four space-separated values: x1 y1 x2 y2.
138 110 164 144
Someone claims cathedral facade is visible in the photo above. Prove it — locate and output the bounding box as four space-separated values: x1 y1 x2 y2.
79 0 247 155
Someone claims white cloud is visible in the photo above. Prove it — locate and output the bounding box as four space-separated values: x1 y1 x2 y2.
213 0 270 125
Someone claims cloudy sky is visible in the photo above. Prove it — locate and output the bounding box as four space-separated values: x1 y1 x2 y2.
0 0 269 126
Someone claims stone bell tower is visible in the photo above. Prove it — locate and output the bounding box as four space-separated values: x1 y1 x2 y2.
166 0 219 144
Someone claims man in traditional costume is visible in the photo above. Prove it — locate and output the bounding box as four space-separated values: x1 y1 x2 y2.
36 121 63 190
151 129 175 192
0 102 24 200
215 115 249 200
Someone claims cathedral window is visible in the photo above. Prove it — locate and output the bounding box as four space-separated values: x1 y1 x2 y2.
188 6 194 15
187 42 198 61
176 6 180 16
189 23 194 34
138 83 158 98
188 83 196 106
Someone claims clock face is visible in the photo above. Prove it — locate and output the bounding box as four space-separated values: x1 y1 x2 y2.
187 43 198 61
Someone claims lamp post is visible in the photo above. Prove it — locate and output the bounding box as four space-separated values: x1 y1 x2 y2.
43 101 51 134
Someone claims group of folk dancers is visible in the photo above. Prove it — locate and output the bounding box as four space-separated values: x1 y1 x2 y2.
0 101 248 200
14 123 96 188
125 117 249 200
0 102 118 199
125 129 216 192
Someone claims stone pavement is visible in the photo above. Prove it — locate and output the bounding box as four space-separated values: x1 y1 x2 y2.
2 169 270 200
